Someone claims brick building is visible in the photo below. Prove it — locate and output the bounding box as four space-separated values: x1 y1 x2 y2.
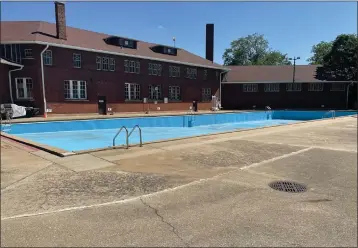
222 65 357 110
1 2 227 115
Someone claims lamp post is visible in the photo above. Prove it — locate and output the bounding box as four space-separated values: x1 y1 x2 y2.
288 56 300 83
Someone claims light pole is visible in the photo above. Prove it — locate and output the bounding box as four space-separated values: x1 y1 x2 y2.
288 56 300 83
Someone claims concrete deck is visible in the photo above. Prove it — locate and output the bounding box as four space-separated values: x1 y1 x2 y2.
1 116 357 247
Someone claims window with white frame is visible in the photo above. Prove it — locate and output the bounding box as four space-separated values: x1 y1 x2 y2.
64 80 87 100
109 58 115 71
331 83 345 91
43 50 52 65
125 83 140 100
203 70 208 80
148 85 162 100
264 83 280 92
202 88 211 102
124 60 140 74
102 57 109 71
185 68 197 79
24 49 33 58
148 63 162 76
15 78 33 99
73 53 81 68
243 83 258 92
96 56 102 70
308 83 324 92
169 86 181 101
286 83 302 92
169 66 180 77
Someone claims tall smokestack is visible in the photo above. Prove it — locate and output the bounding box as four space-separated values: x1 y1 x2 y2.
206 24 214 63
55 2 67 40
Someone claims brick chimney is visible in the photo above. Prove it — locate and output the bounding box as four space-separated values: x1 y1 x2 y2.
55 1 67 40
205 24 214 63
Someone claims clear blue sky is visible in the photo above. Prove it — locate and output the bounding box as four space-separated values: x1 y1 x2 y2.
2 1 357 65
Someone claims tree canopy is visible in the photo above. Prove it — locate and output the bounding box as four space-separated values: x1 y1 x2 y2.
316 34 358 81
307 41 333 65
222 33 291 66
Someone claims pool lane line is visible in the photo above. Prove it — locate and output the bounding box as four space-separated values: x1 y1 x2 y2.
1 147 313 221
240 147 314 171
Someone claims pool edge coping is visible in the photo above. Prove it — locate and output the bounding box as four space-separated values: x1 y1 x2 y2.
2 114 356 157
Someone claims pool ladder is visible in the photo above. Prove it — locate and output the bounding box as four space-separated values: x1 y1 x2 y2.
265 106 273 119
112 125 143 149
322 110 336 119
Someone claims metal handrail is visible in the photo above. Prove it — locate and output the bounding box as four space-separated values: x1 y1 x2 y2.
128 125 143 147
113 126 129 148
322 110 335 119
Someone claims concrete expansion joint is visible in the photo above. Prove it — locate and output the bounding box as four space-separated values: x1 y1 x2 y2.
139 197 190 247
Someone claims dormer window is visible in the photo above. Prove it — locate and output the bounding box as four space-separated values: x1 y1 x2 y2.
104 36 137 49
151 45 177 56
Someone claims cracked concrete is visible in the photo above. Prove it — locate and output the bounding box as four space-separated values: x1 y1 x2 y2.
140 197 189 247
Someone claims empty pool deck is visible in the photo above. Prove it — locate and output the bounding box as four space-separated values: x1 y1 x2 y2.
1 116 357 247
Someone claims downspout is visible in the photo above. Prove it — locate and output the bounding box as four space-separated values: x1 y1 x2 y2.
346 82 354 109
219 71 224 102
8 65 24 103
40 45 49 118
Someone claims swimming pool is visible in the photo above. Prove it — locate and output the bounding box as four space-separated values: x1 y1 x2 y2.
1 110 356 153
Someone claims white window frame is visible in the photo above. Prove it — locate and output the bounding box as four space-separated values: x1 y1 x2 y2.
203 70 208 80
202 88 211 102
125 83 141 101
109 58 115 71
168 86 181 101
15 78 33 99
243 83 258 92
148 85 162 100
43 50 52 65
102 57 109 71
96 56 102 70
148 63 162 76
186 68 197 79
124 60 140 74
24 49 33 58
73 53 81 68
308 83 324 92
169 66 180 78
331 83 345 92
286 83 302 92
264 83 280 92
64 80 87 100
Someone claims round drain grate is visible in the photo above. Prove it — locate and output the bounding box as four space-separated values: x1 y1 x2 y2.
269 181 307 193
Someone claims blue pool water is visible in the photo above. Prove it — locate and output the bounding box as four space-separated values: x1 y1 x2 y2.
2 110 356 152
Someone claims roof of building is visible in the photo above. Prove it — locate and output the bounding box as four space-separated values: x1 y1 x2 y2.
223 65 351 83
1 21 226 70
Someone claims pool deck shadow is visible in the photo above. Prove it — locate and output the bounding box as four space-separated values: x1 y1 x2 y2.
1 116 357 247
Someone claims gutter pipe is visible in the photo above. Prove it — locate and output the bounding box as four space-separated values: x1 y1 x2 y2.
40 45 49 118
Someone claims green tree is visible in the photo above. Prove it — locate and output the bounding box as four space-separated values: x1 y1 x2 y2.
316 34 358 81
307 41 333 65
222 33 291 66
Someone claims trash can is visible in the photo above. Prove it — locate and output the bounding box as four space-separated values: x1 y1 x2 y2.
192 100 198 112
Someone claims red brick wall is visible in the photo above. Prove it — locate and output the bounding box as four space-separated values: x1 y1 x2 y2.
222 83 348 110
0 64 11 103
47 102 213 114
9 44 220 114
